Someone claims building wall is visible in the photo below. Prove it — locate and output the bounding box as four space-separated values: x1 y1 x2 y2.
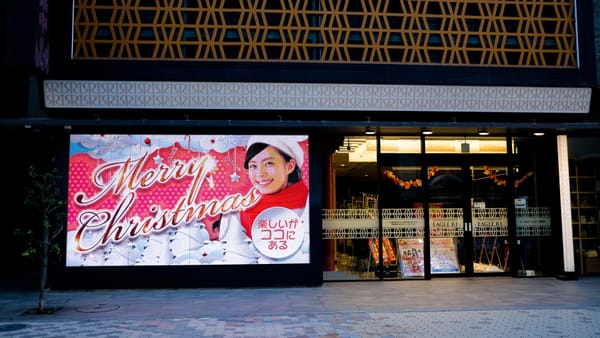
2 1 600 286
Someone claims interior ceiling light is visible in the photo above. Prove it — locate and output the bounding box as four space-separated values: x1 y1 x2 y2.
421 128 433 135
365 127 376 135
477 129 490 136
531 118 544 136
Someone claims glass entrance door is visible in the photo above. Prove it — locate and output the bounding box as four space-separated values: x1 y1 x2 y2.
428 160 510 275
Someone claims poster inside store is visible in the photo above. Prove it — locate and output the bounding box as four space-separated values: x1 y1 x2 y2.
398 238 425 277
430 237 460 273
66 134 310 266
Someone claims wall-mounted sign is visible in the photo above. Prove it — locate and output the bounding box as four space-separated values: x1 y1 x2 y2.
66 134 310 266
514 197 528 208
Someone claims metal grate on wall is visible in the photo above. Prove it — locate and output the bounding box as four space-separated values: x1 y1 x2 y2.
73 0 577 67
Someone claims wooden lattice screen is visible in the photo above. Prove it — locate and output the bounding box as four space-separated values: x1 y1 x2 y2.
73 0 577 67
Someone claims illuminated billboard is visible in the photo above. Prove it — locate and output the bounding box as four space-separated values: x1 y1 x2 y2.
66 134 309 266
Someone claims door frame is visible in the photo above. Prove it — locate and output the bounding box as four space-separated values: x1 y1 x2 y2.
423 153 514 278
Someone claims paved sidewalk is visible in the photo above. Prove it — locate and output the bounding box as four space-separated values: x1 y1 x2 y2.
1 276 600 337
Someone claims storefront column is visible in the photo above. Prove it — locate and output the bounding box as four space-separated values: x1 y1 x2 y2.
323 152 336 271
557 134 575 273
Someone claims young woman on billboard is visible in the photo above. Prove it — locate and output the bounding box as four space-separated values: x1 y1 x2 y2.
215 135 310 264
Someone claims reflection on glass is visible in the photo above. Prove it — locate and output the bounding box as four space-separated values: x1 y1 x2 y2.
381 165 424 278
471 165 509 273
324 136 379 280
425 137 508 154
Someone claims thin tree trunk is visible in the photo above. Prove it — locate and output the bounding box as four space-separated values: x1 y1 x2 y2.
38 222 49 313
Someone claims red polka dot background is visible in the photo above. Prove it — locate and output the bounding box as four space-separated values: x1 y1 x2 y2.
67 135 309 233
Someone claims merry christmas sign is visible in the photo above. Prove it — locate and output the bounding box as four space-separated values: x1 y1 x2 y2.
66 134 310 266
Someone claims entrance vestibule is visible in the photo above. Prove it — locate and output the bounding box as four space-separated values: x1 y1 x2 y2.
323 135 556 281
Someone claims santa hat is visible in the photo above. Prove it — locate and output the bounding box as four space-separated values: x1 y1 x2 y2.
246 135 305 168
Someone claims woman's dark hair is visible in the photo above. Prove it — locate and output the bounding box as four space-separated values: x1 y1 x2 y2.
244 142 302 184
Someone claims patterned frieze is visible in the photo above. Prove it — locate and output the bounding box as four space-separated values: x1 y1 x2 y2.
44 80 591 113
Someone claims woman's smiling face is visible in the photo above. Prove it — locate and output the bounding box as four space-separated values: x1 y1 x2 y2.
247 145 296 194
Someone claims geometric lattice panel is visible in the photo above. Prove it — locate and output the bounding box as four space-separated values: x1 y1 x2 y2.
73 0 577 67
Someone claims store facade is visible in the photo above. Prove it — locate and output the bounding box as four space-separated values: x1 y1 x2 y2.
324 133 560 280
37 81 599 288
2 1 600 288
